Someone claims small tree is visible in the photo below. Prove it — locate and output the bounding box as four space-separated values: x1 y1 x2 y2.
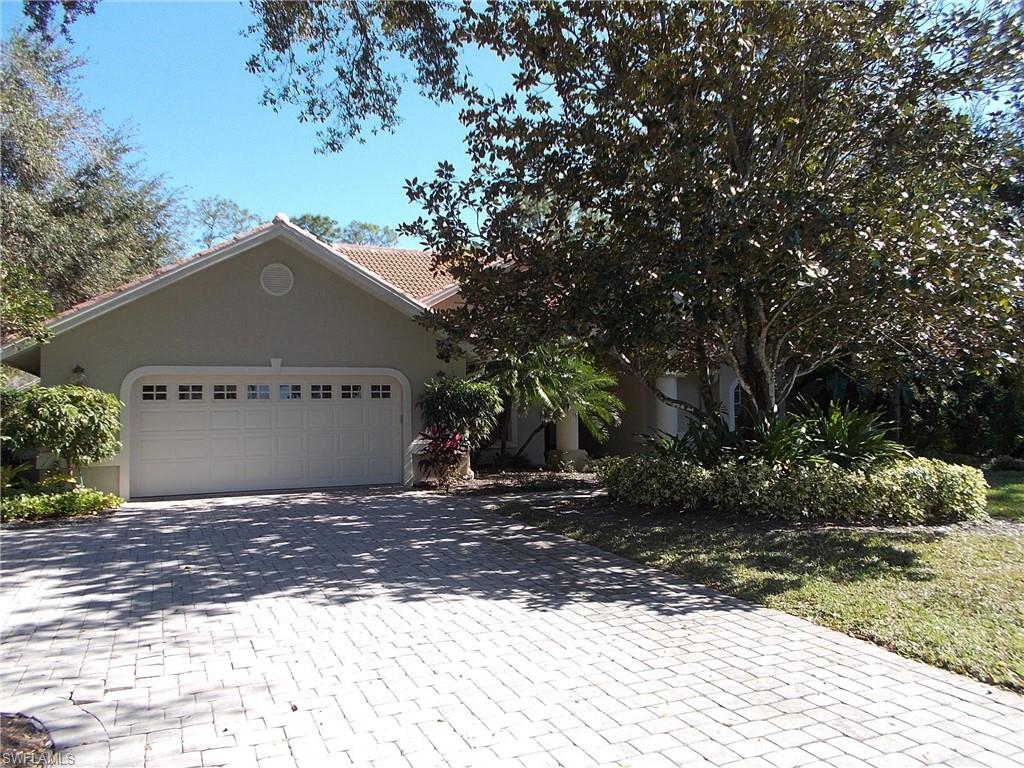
4 385 121 480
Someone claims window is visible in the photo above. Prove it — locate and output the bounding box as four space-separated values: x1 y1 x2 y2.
339 384 361 399
178 384 203 400
310 384 333 400
370 384 391 400
247 384 270 400
279 384 302 400
213 384 237 400
141 384 167 401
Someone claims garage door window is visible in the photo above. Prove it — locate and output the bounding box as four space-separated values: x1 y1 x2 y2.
311 384 332 400
141 384 167 401
213 384 237 400
339 384 361 399
247 384 270 400
178 384 203 400
280 384 302 400
371 384 391 399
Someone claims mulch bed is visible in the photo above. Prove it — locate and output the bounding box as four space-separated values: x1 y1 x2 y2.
1 712 55 763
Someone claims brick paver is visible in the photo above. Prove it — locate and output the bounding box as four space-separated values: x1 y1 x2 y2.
1 488 1021 767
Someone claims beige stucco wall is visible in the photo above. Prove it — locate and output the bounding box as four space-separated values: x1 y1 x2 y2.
39 238 462 493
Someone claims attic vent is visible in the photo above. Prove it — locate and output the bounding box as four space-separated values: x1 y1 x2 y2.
260 263 294 296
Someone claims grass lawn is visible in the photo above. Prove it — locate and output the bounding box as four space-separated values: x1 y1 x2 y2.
499 497 1024 692
986 470 1024 522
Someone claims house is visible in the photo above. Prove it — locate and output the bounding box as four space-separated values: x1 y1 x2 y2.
1 214 741 499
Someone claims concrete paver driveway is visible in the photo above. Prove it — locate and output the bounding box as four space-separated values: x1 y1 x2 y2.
2 489 1022 768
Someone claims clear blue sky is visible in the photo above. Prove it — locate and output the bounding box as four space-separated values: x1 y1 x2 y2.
1 1 504 248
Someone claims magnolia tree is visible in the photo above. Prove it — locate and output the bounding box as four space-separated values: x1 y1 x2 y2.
47 0 1015 425
402 2 1023 423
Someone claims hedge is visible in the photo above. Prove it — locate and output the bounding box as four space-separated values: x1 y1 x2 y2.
595 455 987 525
1 488 124 523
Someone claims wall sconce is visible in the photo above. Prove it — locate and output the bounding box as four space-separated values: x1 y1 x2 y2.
69 364 87 386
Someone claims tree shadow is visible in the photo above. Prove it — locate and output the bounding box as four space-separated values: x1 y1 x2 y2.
499 495 936 605
0 487 760 647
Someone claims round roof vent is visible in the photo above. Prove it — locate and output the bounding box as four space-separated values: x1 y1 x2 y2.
260 263 294 296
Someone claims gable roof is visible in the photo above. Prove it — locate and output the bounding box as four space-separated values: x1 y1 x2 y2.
1 214 458 360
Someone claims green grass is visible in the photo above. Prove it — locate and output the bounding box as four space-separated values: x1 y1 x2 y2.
499 500 1024 691
986 470 1024 522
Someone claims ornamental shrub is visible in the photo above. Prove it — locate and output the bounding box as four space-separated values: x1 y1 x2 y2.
595 454 710 510
3 386 121 477
598 454 987 525
417 377 503 450
1 488 123 523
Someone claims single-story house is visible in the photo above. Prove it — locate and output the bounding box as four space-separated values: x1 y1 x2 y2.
2 214 740 499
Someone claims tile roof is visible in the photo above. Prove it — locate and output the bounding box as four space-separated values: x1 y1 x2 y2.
333 243 455 301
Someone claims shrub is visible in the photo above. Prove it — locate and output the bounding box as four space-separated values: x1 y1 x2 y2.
3 386 121 478
985 454 1024 471
596 454 710 510
418 377 503 450
598 454 987 525
800 401 908 468
416 426 466 491
641 416 736 467
1 488 123 523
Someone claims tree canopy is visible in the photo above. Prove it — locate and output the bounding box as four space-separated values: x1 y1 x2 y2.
401 2 1023 422
292 213 342 241
1 32 185 339
337 220 399 247
191 195 260 249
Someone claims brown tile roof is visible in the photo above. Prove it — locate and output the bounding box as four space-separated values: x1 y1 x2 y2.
333 242 455 301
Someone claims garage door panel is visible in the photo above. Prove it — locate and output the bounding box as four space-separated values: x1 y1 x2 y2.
139 438 175 461
276 434 305 457
245 410 274 429
309 459 339 482
308 432 337 456
367 408 396 428
211 409 242 430
172 437 208 459
368 432 394 456
339 409 366 428
139 411 173 432
275 409 306 429
244 434 274 456
173 410 209 431
210 436 242 458
132 375 403 497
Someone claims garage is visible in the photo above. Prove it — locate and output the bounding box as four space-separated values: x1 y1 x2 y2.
130 372 403 497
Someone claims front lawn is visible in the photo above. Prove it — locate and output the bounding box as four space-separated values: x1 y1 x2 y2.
499 498 1024 691
986 470 1024 522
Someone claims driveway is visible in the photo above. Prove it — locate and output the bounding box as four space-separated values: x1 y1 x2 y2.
1 489 1021 768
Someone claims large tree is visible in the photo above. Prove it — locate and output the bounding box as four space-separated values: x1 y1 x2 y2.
403 2 1023 422
1 32 185 336
292 213 342 241
337 220 398 247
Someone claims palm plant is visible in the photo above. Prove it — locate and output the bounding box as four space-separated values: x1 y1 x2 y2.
480 344 624 460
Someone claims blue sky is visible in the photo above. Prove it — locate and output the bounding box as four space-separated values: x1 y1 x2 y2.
1 1 503 248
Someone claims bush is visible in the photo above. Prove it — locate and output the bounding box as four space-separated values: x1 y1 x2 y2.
1 488 123 523
417 377 503 450
985 454 1024 471
595 454 710 510
598 455 987 525
416 426 466 491
2 385 121 477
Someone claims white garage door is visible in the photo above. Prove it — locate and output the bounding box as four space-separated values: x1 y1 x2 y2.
130 374 402 497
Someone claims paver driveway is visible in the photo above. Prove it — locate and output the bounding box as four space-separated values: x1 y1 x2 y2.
2 488 1022 768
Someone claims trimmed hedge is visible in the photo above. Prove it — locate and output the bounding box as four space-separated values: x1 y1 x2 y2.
1 488 123 523
595 455 987 525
